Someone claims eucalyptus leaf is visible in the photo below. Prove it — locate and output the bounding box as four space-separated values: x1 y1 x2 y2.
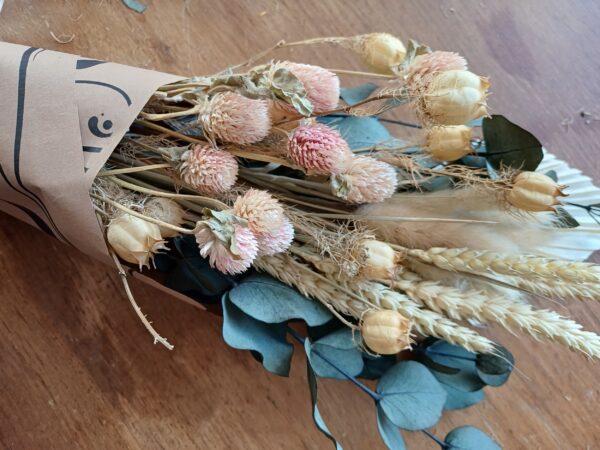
442 384 485 410
419 175 455 192
318 115 392 150
122 0 146 13
359 354 397 380
460 154 487 169
221 293 293 376
229 273 332 326
482 115 543 171
309 329 364 379
424 341 485 392
376 408 406 450
340 83 379 105
445 426 501 450
476 345 514 387
545 170 558 182
376 361 447 431
304 340 344 449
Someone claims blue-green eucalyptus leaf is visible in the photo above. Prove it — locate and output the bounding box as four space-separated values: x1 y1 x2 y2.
445 426 501 450
318 115 392 150
340 83 379 105
425 341 485 392
376 408 406 450
442 384 485 410
359 354 397 380
376 361 447 431
228 273 332 326
304 340 344 449
309 329 364 379
221 294 293 376
475 345 514 387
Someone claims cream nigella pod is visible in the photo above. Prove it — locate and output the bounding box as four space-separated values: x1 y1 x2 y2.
361 310 412 355
507 171 567 212
107 214 168 269
421 69 489 125
357 33 406 74
425 125 473 161
356 239 400 279
144 197 186 238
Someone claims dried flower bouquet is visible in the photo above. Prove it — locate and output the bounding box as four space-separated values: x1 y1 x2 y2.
4 34 600 449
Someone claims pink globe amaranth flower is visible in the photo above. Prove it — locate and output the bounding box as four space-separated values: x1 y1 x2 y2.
256 216 295 256
288 123 354 174
405 51 468 94
233 189 285 234
331 156 398 204
195 223 258 275
180 144 238 193
204 91 271 144
278 62 340 113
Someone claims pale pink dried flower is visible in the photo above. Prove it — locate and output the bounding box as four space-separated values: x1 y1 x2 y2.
256 216 295 256
279 62 340 113
288 123 354 174
204 91 271 144
233 189 285 234
195 223 258 275
180 144 238 193
331 156 398 204
405 51 468 94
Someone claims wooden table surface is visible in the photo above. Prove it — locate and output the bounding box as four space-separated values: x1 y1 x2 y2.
1 1 600 448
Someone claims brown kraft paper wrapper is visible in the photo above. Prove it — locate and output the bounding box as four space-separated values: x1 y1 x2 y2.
0 42 183 261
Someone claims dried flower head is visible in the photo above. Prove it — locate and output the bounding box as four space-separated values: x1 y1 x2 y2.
194 210 258 275
180 144 238 193
425 125 473 162
278 62 340 113
233 189 285 234
256 216 295 256
203 91 271 144
416 69 490 125
331 156 398 204
107 214 168 269
405 51 468 92
507 171 567 212
144 198 186 238
288 123 354 174
361 310 412 354
356 33 406 74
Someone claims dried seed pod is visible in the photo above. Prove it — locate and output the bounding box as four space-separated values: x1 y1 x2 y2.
425 125 473 161
356 33 406 74
356 239 400 279
107 214 168 269
361 310 412 355
507 172 567 212
418 70 490 125
144 198 186 238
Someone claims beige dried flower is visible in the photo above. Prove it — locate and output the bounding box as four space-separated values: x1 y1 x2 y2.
107 214 168 269
331 156 398 204
355 239 400 279
425 125 473 161
360 310 412 354
144 198 186 238
356 33 406 74
405 51 468 92
233 189 285 235
507 171 567 212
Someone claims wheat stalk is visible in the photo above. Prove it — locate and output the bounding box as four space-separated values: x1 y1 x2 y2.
404 247 600 284
394 271 600 359
506 277 600 302
254 254 496 353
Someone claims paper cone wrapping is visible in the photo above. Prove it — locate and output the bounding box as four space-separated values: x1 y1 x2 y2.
0 42 183 260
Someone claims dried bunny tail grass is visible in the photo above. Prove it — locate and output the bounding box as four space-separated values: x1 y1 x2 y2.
255 253 494 353
395 271 600 359
349 280 496 353
406 247 600 284
506 277 600 302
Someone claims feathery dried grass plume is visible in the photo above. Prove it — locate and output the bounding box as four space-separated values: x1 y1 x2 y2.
180 144 239 193
203 91 271 144
331 156 398 204
288 123 354 174
278 61 340 113
394 271 600 358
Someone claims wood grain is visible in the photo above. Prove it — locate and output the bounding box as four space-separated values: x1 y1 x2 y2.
1 1 600 448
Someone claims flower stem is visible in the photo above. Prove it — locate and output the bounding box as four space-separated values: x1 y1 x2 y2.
286 327 382 401
422 430 448 448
